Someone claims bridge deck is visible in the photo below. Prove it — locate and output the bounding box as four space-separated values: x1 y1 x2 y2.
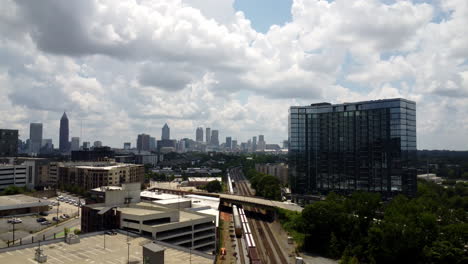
148 187 303 212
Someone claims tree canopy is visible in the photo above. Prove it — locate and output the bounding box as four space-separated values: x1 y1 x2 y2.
279 180 468 264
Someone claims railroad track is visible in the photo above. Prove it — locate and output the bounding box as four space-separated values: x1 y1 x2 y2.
232 169 289 264
231 170 288 264
236 236 246 264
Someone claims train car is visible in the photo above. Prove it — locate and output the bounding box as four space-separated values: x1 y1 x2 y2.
233 205 242 238
227 174 234 194
247 246 261 264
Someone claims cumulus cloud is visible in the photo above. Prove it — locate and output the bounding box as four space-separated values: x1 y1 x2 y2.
0 0 467 149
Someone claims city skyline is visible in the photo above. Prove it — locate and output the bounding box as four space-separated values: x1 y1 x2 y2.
0 1 467 150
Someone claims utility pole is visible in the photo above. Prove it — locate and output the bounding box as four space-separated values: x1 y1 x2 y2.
56 202 60 226
11 221 16 245
77 198 80 218
127 242 130 264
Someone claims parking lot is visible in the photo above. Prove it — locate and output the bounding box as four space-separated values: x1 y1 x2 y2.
0 194 84 248
0 233 213 264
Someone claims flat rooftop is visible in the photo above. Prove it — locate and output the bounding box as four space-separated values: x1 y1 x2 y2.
0 233 213 264
141 191 181 200
0 194 51 211
75 163 137 170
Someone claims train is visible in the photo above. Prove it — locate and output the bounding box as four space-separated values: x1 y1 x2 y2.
227 173 236 194
229 168 262 263
233 205 242 237
239 207 261 264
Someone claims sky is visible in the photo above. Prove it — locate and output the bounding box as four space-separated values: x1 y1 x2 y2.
0 0 467 150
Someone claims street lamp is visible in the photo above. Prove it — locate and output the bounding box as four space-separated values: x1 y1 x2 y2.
11 221 16 245
56 202 60 226
127 242 130 264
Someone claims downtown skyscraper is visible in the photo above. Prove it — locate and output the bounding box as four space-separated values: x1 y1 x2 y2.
29 123 43 154
59 112 69 153
211 130 219 146
162 123 170 140
196 127 204 142
288 99 417 201
206 127 211 144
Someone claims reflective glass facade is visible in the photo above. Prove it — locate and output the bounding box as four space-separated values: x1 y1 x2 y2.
288 99 417 198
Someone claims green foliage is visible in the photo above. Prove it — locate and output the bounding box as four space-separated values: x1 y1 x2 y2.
282 181 468 263
64 227 70 237
1 185 27 195
74 229 81 235
247 169 281 200
205 180 222 193
276 208 305 248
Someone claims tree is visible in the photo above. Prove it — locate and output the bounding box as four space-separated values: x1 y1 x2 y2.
205 180 222 193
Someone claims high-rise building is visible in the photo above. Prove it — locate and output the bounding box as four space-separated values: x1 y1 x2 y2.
0 129 18 157
41 139 53 151
162 123 170 140
93 141 102 148
206 128 211 144
149 137 156 151
124 142 131 150
232 140 238 150
59 112 69 153
83 142 91 149
137 134 151 151
258 135 265 152
29 123 43 154
252 136 257 152
196 127 204 142
71 137 80 151
288 99 417 200
225 137 232 150
211 130 219 146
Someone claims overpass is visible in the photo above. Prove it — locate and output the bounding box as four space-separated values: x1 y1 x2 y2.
148 187 304 212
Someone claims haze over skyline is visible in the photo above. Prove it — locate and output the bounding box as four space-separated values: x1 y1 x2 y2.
1 0 467 149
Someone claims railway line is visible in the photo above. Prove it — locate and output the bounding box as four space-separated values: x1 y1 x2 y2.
229 168 289 264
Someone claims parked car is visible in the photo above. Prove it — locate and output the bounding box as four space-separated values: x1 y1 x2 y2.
39 211 49 216
8 218 22 224
52 217 59 222
36 217 47 223
63 214 70 218
40 221 51 225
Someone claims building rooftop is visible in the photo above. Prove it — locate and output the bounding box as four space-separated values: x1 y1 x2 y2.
0 233 213 264
153 198 192 205
0 194 51 211
75 163 138 170
188 177 222 182
141 191 181 200
291 98 415 110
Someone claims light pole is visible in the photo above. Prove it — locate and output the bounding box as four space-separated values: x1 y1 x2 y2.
56 202 60 226
77 197 80 218
103 232 106 249
127 242 130 264
11 221 16 245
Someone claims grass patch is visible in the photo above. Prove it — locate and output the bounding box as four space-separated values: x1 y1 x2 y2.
276 208 305 250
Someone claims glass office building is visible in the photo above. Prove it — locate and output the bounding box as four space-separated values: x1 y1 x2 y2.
288 99 416 201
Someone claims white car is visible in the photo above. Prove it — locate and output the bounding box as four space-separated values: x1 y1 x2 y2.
7 218 22 224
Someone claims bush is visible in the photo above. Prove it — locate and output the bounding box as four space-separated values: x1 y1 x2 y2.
205 180 222 193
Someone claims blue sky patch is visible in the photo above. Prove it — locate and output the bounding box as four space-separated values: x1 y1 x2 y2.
234 0 292 33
